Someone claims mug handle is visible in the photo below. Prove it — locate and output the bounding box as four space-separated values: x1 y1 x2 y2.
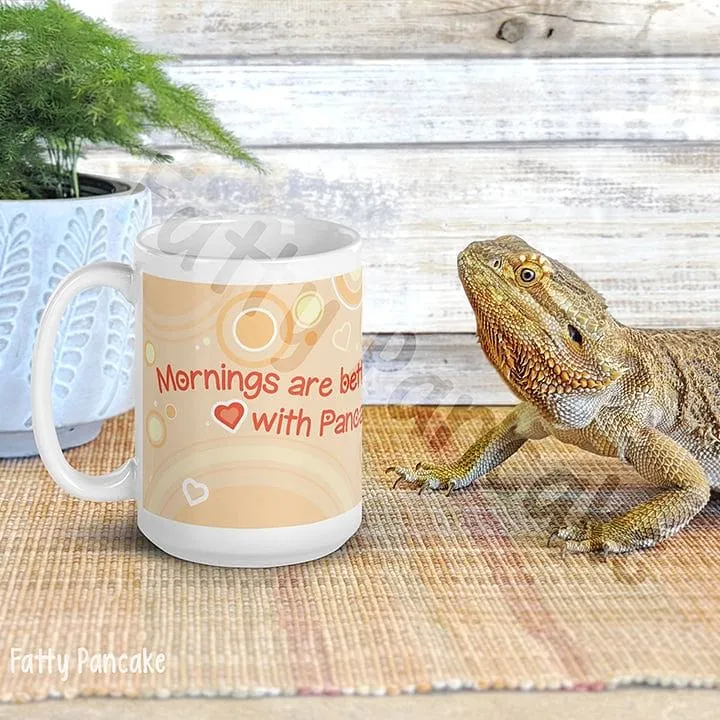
31 262 137 501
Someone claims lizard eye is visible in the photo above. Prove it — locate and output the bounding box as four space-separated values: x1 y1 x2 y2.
516 262 542 286
568 324 583 345
520 268 535 282
490 257 501 269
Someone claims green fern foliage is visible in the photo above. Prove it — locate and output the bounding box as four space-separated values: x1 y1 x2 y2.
0 0 262 199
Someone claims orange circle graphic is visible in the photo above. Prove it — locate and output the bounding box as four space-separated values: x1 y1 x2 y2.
217 290 294 367
234 308 278 351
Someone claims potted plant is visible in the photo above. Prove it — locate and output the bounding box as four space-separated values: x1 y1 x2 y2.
0 0 261 456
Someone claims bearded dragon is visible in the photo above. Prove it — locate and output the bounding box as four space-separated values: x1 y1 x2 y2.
388 236 720 554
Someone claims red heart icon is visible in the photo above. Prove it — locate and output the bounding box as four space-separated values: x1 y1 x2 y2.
212 400 247 432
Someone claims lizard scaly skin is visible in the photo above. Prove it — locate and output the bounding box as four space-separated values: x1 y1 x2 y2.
388 236 719 554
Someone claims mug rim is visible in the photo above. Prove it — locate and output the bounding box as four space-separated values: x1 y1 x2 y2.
136 214 361 264
134 214 361 286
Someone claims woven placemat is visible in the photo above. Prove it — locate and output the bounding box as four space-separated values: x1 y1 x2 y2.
1 406 719 702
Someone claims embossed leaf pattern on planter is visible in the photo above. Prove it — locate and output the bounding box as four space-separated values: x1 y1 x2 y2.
6 184 150 437
99 196 148 414
47 208 108 400
0 213 31 369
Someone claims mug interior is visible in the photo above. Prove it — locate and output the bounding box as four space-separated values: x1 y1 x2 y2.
137 215 359 262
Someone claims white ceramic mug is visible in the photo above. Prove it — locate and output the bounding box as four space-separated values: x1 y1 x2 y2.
31 216 363 567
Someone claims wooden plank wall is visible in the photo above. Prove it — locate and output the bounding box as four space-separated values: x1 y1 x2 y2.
72 1 720 406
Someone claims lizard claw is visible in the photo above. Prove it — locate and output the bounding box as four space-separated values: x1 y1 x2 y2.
547 524 593 556
547 528 561 548
386 462 468 495
546 520 641 555
386 466 410 489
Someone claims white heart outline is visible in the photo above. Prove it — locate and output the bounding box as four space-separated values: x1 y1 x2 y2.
182 477 209 507
332 321 352 352
211 398 249 434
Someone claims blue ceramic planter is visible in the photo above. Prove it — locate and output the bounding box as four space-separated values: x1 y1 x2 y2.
0 175 151 457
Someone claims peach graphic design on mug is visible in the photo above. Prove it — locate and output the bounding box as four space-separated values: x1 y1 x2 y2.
141 271 363 529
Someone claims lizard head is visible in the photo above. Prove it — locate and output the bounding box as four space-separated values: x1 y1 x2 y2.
457 235 628 422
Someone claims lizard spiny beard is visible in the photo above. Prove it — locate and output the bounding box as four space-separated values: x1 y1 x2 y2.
477 309 610 405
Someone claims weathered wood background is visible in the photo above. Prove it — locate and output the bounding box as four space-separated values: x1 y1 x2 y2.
72 1 720 405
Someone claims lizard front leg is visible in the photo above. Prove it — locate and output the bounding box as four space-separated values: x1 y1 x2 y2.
388 402 547 494
554 424 711 554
